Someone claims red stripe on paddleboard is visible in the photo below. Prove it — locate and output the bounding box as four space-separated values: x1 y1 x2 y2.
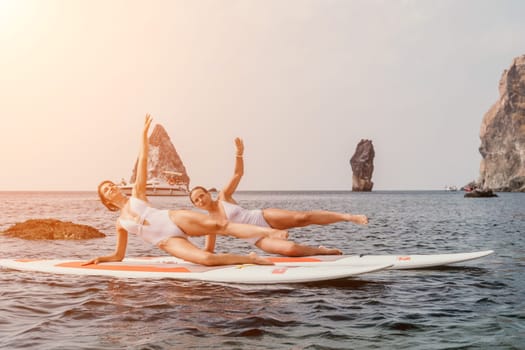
16 259 43 262
56 261 191 273
268 257 322 263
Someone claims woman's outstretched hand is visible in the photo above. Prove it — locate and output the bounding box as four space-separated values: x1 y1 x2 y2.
144 113 153 135
234 137 244 156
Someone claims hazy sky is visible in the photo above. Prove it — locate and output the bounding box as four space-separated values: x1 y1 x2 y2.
1 0 524 191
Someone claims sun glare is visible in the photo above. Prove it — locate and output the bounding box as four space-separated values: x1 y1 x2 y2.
0 0 30 31
0 0 17 20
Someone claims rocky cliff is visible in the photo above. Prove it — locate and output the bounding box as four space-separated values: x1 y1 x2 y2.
350 139 375 191
478 54 525 192
129 124 190 189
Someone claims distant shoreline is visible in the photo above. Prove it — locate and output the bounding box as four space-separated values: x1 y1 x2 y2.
1 189 514 194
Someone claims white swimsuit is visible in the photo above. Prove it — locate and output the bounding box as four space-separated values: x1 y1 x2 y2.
220 200 269 245
119 197 187 245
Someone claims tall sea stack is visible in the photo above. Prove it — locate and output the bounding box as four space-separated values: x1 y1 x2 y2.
478 54 525 192
350 139 375 191
130 124 190 189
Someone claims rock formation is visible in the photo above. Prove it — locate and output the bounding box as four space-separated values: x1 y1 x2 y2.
129 124 190 189
1 219 106 240
350 139 375 191
478 54 525 192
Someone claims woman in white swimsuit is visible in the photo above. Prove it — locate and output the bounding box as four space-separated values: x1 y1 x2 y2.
189 138 369 257
84 115 287 266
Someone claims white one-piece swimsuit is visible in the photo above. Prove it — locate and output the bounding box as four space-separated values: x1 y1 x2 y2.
119 197 187 245
220 200 269 245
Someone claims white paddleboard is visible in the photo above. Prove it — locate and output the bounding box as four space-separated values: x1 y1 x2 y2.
0 259 391 284
129 250 494 270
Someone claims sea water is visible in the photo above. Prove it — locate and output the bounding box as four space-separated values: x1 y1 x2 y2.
0 191 523 349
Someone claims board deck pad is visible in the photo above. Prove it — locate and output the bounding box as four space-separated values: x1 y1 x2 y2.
0 258 392 284
0 250 493 284
129 250 494 270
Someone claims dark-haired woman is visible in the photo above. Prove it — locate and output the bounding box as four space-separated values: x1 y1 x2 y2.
189 138 368 257
84 115 287 267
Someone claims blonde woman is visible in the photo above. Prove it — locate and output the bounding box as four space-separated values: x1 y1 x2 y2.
85 115 287 266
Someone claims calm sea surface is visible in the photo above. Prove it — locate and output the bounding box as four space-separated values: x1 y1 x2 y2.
0 191 523 349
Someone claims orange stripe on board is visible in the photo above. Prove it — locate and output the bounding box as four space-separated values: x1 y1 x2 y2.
16 259 43 262
268 257 322 263
56 261 191 273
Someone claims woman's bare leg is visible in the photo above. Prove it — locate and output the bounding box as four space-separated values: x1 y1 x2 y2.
158 237 273 266
256 237 342 256
262 208 368 230
169 210 288 240
223 221 288 240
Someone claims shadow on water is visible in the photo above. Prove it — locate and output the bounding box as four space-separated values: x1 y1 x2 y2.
302 278 387 289
415 265 489 272
205 277 389 291
407 265 492 277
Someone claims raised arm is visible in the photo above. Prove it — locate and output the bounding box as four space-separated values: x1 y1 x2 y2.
132 114 153 201
219 137 244 203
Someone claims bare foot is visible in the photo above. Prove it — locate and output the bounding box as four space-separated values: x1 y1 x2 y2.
249 252 274 265
317 246 343 255
269 229 288 240
346 214 368 225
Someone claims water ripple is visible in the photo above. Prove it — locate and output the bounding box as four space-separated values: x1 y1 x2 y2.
1 191 524 349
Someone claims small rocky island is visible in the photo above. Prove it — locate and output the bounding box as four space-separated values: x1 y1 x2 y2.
1 219 106 240
350 139 375 191
477 54 525 192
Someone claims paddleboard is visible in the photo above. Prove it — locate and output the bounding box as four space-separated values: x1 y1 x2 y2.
129 250 494 270
0 259 392 284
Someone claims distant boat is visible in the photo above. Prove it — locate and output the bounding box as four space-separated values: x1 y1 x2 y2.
118 180 188 197
118 171 189 197
445 185 458 191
